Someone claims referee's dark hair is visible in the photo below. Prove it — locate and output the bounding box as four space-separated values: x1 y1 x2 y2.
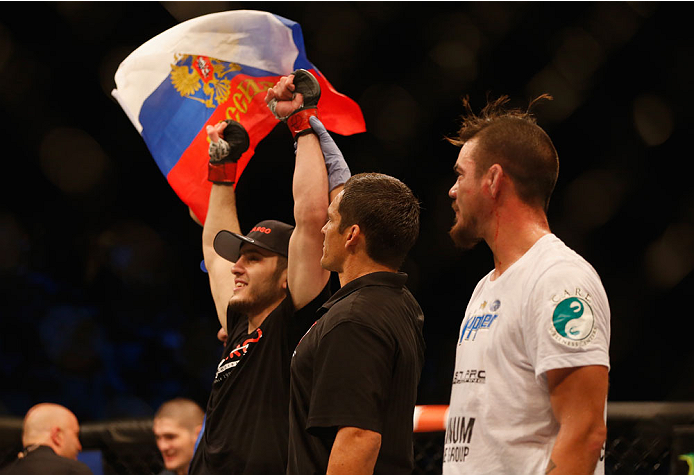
338 172 420 270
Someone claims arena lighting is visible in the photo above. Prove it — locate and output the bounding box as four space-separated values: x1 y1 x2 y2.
645 222 694 290
39 127 110 195
633 94 674 147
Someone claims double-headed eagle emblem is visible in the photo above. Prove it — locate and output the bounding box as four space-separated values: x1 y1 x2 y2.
170 54 241 108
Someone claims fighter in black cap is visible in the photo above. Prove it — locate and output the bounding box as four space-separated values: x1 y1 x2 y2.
188 70 350 475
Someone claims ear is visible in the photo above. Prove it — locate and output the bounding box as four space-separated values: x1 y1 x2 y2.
50 426 63 447
193 424 203 440
280 268 288 290
344 224 361 251
487 164 504 199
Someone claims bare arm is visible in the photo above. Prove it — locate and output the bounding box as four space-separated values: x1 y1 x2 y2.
266 74 330 310
546 365 609 474
202 122 242 332
326 426 381 475
288 131 330 310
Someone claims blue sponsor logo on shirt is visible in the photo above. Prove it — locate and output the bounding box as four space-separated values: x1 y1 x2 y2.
459 313 498 342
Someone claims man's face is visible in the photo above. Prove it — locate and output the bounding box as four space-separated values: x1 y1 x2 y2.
153 417 197 474
320 193 349 272
228 244 286 316
449 139 486 250
56 415 82 460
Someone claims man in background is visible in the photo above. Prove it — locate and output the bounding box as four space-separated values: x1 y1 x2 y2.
153 398 204 475
0 402 92 474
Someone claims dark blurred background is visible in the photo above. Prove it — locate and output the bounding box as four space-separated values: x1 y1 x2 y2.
0 2 692 424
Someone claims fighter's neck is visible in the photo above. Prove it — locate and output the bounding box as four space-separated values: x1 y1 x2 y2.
485 205 550 280
337 257 396 288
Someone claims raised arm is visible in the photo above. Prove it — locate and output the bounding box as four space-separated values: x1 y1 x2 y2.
546 365 608 474
266 71 350 310
289 129 331 310
202 121 245 331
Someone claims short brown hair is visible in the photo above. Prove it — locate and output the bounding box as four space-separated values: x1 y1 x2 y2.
448 95 559 211
154 398 204 432
338 173 420 269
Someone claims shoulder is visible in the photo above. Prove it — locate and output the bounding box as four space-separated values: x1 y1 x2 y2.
50 453 93 473
523 235 604 290
325 284 382 324
536 246 604 295
271 292 295 317
293 283 330 316
488 236 609 328
325 281 421 334
2 449 92 474
72 460 94 475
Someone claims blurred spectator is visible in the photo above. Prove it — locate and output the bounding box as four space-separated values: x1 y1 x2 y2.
153 398 204 475
0 403 92 474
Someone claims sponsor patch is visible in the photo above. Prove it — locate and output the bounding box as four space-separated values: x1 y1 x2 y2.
549 295 597 347
452 369 486 385
459 312 499 343
443 416 475 464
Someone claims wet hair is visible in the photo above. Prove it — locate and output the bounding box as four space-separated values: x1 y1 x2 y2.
338 173 420 269
448 94 559 212
154 398 204 432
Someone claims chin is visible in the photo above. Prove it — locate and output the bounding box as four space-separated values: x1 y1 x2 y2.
320 257 340 273
228 298 254 315
320 255 333 272
449 224 482 250
165 461 183 472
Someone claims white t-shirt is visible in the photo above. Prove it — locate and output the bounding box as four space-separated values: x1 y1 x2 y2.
444 234 610 475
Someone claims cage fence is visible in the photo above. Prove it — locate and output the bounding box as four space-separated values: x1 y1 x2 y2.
0 402 692 474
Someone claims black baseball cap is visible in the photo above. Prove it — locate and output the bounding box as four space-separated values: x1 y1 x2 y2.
213 220 294 262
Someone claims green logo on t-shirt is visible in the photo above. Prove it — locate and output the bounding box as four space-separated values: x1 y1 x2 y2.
552 297 595 341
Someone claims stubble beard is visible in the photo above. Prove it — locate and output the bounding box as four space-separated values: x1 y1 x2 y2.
228 281 285 317
449 216 483 250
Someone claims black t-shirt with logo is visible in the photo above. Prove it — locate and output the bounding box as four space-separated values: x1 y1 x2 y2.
287 272 425 475
189 285 329 474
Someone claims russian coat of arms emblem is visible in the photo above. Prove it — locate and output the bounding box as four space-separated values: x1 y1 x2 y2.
170 54 241 108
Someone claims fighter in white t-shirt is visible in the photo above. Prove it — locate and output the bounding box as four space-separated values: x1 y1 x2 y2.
445 234 610 474
444 95 610 474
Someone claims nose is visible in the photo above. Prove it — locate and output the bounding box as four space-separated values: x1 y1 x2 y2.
320 222 328 235
449 182 457 199
230 259 244 276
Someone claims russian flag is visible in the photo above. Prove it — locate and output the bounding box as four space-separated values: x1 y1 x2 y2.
112 10 365 224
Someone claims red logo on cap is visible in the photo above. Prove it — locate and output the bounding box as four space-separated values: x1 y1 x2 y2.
251 226 272 234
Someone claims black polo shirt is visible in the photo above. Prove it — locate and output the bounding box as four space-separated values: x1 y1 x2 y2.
189 285 329 475
288 272 425 475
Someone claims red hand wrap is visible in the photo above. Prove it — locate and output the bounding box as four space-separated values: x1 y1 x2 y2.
208 160 238 185
287 108 318 139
